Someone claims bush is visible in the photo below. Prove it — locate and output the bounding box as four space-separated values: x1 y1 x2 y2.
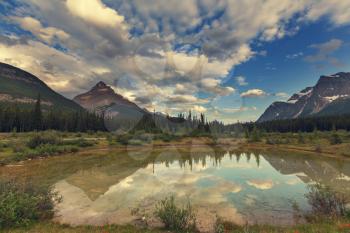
214 216 239 233
13 145 80 161
329 132 342 145
155 196 196 232
115 134 132 145
155 133 177 142
305 184 349 221
27 132 61 149
64 138 94 148
0 179 59 229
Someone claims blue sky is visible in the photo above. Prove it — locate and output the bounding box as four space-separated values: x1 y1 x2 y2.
0 0 350 123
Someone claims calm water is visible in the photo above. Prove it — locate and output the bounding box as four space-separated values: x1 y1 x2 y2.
2 146 350 229
51 146 350 228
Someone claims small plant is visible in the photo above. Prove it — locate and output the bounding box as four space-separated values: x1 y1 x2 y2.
214 216 225 233
214 216 240 233
154 196 196 232
0 179 60 229
305 183 349 221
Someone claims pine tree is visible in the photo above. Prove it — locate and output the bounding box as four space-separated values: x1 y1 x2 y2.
32 94 42 130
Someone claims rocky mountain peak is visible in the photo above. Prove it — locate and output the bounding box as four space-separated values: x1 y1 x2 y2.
95 81 107 88
90 81 114 93
258 72 350 122
73 81 142 113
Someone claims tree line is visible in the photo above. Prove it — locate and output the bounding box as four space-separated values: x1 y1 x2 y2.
243 114 350 133
104 109 228 136
0 95 106 132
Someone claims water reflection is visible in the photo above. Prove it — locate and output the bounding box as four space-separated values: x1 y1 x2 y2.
50 148 350 229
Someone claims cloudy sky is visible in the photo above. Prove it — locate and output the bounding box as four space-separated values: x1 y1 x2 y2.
1 0 350 123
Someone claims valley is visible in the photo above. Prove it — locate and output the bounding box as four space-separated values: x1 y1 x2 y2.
1 65 350 233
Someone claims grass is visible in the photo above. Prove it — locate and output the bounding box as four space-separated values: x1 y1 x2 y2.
2 223 162 233
3 221 350 233
0 131 97 165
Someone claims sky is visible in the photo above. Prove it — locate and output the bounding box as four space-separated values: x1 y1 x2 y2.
0 0 350 123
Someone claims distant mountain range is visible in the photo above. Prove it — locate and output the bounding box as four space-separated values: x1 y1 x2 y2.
2 62 350 124
0 62 146 119
258 72 350 122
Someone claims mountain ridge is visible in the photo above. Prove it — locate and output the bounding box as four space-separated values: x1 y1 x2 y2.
0 62 82 111
258 72 350 122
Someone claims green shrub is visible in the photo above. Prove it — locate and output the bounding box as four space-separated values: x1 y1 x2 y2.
155 196 196 232
214 216 239 233
305 184 349 221
214 217 225 233
27 133 61 149
329 132 342 145
13 145 79 161
115 134 132 145
64 138 94 148
0 179 59 229
155 133 177 142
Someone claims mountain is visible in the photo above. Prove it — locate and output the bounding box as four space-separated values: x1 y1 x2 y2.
73 81 146 119
0 62 82 111
258 72 350 122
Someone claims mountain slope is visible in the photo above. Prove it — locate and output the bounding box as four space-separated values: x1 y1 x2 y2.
258 72 350 122
0 62 82 111
316 97 350 116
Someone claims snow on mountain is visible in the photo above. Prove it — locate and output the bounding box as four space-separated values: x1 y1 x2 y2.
258 72 350 122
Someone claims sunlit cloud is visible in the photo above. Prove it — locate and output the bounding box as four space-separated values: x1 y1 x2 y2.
247 179 274 190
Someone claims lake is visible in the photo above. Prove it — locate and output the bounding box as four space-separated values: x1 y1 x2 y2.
1 145 350 231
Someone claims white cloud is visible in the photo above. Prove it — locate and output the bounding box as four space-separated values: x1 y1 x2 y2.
240 89 267 98
0 40 92 95
304 39 344 67
305 0 350 26
13 16 69 44
66 0 126 29
275 92 289 98
3 0 350 121
286 52 303 59
235 76 248 86
305 39 343 62
247 179 274 190
220 107 257 113
193 105 207 113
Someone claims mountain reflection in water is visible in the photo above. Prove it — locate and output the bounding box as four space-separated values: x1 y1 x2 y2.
50 146 350 228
